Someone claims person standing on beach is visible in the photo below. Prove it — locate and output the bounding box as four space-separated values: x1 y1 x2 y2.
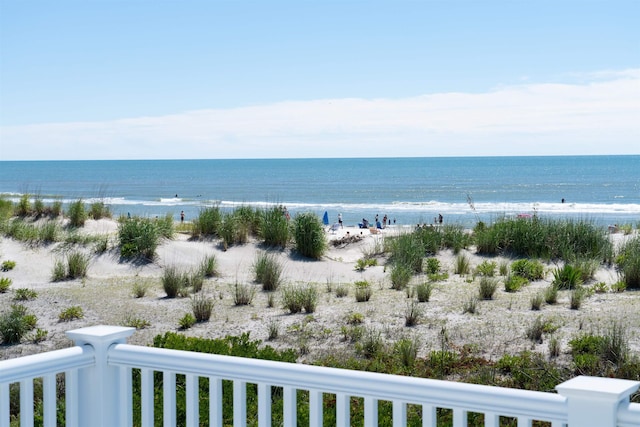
180 211 185 223
338 213 343 228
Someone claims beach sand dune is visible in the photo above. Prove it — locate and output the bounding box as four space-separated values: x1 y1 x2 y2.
1 219 638 368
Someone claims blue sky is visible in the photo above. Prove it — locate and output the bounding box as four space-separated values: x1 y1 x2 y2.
0 0 638 160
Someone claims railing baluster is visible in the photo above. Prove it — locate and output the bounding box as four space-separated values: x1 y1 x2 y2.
0 382 10 427
392 400 406 427
209 376 222 427
453 407 467 427
257 382 271 427
141 368 154 427
163 370 176 427
283 386 296 427
186 374 199 427
42 374 56 427
119 366 133 427
65 369 78 427
484 412 499 427
422 403 436 427
20 379 34 427
233 380 247 427
517 417 532 427
364 396 377 426
309 390 323 427
336 393 349 426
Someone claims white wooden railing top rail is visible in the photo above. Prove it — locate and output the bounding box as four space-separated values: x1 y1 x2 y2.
1 325 639 427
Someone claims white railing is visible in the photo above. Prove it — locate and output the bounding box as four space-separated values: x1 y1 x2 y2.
1 325 639 427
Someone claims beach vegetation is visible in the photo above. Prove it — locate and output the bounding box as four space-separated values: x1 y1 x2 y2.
390 263 412 290
260 206 290 247
161 266 189 298
281 285 304 313
530 292 544 310
219 212 242 249
357 327 384 359
14 288 37 301
611 281 627 293
188 270 205 293
388 233 425 274
199 255 218 277
33 195 46 217
552 264 583 290
16 194 31 217
415 282 433 302
0 304 36 344
475 260 496 277
404 300 424 326
67 199 87 227
354 280 373 302
504 274 528 292
592 281 608 293
355 257 377 271
0 196 13 221
462 296 478 314
474 217 612 262
191 293 214 322
191 206 222 238
132 281 150 298
345 312 364 325
544 284 559 304
424 257 440 274
292 212 326 259
569 286 586 310
0 277 12 293
394 337 420 368
267 319 280 340
510 259 544 281
232 282 255 306
89 201 111 220
453 253 470 275
122 315 151 329
58 306 84 322
498 260 509 276
51 260 67 282
253 251 283 291
154 213 175 239
478 277 498 300
440 224 471 253
178 313 196 329
118 216 162 260
67 251 90 279
615 236 640 289
234 205 261 236
33 328 48 343
335 283 349 297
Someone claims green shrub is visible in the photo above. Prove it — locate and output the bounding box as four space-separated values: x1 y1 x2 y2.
132 281 150 298
416 282 433 302
388 233 425 273
593 281 608 293
179 313 196 329
187 270 205 293
58 306 84 322
525 316 549 343
357 327 384 359
345 312 364 325
2 260 16 271
544 284 559 304
293 212 326 259
253 252 283 291
404 300 423 326
33 328 48 343
616 236 640 289
530 293 544 310
552 264 583 290
51 260 67 282
0 277 11 293
569 286 586 310
281 285 304 313
498 260 509 276
335 283 349 298
260 206 290 247
89 201 111 220
478 277 498 300
0 304 33 344
16 194 31 217
425 257 441 274
162 266 188 298
191 293 214 322
67 199 87 227
122 315 150 329
155 213 175 239
118 216 161 260
441 224 470 253
394 337 420 368
462 296 478 314
475 260 497 277
611 281 627 293
504 274 528 292
354 280 372 302
511 259 544 281
390 264 412 290
219 212 240 249
14 288 37 301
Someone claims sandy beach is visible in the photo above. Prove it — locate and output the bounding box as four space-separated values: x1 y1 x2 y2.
1 218 638 370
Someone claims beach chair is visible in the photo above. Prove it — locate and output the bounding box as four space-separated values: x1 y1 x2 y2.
330 223 340 234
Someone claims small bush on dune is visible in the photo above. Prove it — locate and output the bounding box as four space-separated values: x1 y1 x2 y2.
454 254 470 275
416 282 433 302
162 266 188 298
67 251 90 279
504 274 528 292
424 257 440 274
478 277 498 300
16 194 31 217
552 264 583 290
404 300 424 326
191 293 214 322
118 216 162 260
390 264 412 290
0 277 12 293
544 284 559 304
616 236 640 289
253 252 283 291
0 304 36 344
14 288 37 301
293 212 326 259
232 282 255 306
475 260 497 277
260 206 290 247
511 259 544 281
199 255 218 278
179 313 196 329
89 201 111 220
191 206 222 238
354 280 373 302
58 306 84 322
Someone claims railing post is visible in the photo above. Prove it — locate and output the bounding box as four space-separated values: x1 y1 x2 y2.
65 325 135 427
556 375 640 427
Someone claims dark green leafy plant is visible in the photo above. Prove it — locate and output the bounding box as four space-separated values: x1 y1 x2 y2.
293 212 326 259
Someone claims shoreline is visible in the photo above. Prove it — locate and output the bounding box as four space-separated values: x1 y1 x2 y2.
1 218 638 371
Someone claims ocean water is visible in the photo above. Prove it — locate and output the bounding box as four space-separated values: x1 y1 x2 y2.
0 156 638 228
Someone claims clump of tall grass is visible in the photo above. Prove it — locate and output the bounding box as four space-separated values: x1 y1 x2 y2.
424 257 441 274
462 296 478 314
199 255 218 277
282 285 317 313
191 293 214 321
510 259 544 281
569 286 586 310
357 327 384 359
475 260 497 277
52 251 90 281
253 252 283 291
293 212 326 259
89 201 111 220
14 288 37 301
260 206 290 247
162 266 189 298
0 304 36 344
478 277 498 300
15 194 31 217
440 224 470 253
474 216 612 263
335 283 349 298
118 216 162 260
390 264 412 290
179 313 196 330
404 300 424 326
67 199 87 228
544 284 559 304
530 292 544 310
504 274 528 292
132 281 150 298
354 280 373 302
191 206 222 238
394 337 420 368
232 282 255 305
616 236 640 289
454 253 470 275
416 282 433 302
388 233 426 274
219 212 246 249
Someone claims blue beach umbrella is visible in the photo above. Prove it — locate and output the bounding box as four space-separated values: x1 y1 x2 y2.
322 211 329 226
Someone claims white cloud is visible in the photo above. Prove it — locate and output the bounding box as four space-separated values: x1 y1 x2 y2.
1 70 638 160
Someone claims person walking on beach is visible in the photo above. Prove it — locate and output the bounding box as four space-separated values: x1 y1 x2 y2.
338 213 343 228
180 211 185 223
